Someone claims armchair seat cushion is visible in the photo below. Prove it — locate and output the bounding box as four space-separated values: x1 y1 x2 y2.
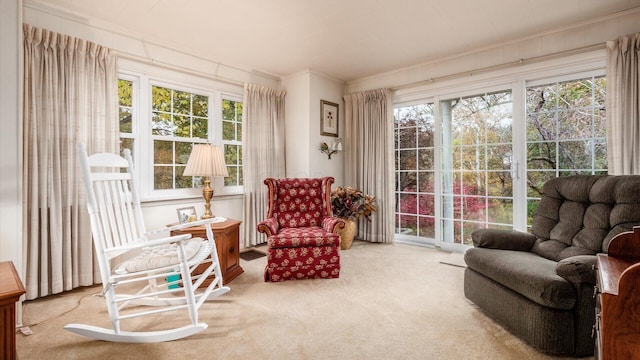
267 227 341 248
464 248 576 310
267 245 340 268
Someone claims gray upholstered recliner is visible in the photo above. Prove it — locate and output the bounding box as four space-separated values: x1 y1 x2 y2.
464 175 640 356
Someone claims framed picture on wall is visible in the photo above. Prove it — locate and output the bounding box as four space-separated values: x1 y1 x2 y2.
320 100 339 137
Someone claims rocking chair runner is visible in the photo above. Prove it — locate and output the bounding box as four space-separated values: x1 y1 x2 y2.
64 143 230 343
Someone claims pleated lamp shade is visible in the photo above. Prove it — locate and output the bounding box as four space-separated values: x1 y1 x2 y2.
183 144 229 177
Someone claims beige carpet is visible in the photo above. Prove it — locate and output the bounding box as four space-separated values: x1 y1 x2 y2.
16 241 591 360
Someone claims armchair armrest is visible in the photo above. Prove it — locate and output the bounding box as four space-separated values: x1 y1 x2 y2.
471 229 536 251
556 255 598 285
322 217 346 233
257 218 279 237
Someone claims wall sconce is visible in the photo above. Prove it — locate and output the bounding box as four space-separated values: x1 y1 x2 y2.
319 138 343 159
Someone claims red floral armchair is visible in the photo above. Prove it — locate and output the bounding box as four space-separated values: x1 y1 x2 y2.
257 177 346 282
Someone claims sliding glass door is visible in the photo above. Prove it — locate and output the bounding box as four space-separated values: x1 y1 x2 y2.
394 72 607 250
394 91 515 248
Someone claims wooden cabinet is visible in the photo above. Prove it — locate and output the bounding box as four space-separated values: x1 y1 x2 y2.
594 226 640 359
171 218 243 285
0 261 26 360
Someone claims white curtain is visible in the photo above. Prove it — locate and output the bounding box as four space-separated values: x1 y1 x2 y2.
606 32 640 175
22 24 118 299
242 83 286 247
343 89 395 243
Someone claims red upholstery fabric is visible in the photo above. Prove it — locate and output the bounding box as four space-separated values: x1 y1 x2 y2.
266 264 340 282
257 177 345 282
266 245 340 268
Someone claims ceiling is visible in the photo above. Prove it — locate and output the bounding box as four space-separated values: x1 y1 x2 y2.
26 0 640 81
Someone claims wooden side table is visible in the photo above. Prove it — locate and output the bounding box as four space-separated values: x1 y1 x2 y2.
594 226 640 359
170 218 244 285
0 261 26 360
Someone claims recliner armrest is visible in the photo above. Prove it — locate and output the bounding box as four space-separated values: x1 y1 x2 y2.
322 217 346 233
471 229 536 251
257 218 279 237
556 255 597 285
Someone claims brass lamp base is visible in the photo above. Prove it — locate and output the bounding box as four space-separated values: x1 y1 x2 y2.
201 178 215 219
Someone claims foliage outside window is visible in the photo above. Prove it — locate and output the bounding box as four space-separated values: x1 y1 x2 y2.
118 79 134 158
222 98 243 187
394 74 607 247
441 91 514 245
151 85 209 190
526 76 607 226
394 104 436 238
117 68 244 200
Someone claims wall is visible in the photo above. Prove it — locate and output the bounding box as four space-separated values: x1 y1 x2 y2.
309 72 345 185
283 70 345 184
345 8 640 94
283 72 311 177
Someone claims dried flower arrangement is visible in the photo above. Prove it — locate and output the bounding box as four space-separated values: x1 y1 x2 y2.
330 186 377 221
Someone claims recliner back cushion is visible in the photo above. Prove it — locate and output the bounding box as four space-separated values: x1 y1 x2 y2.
273 178 325 228
531 175 640 261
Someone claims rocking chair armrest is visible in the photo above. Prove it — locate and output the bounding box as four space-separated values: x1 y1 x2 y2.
323 217 346 233
104 233 192 254
148 218 220 236
257 218 279 237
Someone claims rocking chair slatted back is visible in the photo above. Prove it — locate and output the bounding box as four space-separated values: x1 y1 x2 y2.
78 146 146 261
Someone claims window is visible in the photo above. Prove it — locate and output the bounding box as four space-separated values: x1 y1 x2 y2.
394 104 435 238
222 98 243 187
151 84 209 190
118 78 135 158
440 91 514 245
393 65 606 250
525 76 607 226
117 66 243 200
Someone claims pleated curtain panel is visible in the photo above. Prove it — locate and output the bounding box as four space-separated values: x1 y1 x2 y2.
343 89 395 243
242 83 287 247
606 32 640 175
22 24 119 299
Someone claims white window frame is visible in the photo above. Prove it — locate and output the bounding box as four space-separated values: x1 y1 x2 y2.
118 73 139 157
220 93 244 195
118 59 244 202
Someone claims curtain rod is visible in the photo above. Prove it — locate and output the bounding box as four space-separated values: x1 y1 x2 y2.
112 50 246 87
390 43 606 92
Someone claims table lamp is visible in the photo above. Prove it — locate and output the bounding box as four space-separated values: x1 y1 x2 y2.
183 144 229 219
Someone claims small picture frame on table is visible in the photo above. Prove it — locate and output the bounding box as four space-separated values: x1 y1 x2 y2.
320 100 339 137
176 206 197 224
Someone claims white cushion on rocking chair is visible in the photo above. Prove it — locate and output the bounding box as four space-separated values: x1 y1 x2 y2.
114 238 205 275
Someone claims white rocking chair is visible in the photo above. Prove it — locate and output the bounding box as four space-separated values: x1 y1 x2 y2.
65 143 230 343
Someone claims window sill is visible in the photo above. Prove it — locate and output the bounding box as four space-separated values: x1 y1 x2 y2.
141 192 243 207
